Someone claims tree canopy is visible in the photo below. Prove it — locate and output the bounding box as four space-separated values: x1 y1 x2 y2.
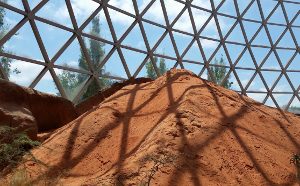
145 56 167 79
207 56 232 89
58 16 112 101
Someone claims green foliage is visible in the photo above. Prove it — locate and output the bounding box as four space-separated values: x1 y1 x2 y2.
0 126 40 171
207 56 232 89
0 3 13 78
58 16 112 100
145 56 168 79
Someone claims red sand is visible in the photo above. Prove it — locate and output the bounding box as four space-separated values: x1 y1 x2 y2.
6 69 300 185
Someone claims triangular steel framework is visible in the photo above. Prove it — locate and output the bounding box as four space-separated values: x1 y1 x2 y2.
0 0 299 111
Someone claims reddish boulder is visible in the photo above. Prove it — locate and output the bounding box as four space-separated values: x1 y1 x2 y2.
0 79 78 139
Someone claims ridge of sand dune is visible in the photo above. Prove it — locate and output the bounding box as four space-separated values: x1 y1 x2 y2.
8 69 300 185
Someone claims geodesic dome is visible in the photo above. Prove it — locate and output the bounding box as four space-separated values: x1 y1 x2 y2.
0 0 299 112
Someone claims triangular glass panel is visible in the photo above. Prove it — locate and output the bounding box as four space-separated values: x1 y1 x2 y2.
1 7 24 33
292 14 300 26
183 42 204 63
237 0 253 14
276 49 296 68
121 48 147 76
122 24 147 51
143 0 166 26
71 0 100 27
225 43 245 63
261 71 281 89
82 37 114 69
291 27 299 45
200 17 220 40
226 23 246 43
218 0 236 16
172 31 194 55
7 60 45 87
163 58 176 71
209 46 228 67
136 56 172 79
213 0 223 8
36 1 72 28
200 67 208 80
247 93 267 103
165 0 185 24
252 27 271 46
28 0 42 10
247 73 268 92
228 72 243 91
191 6 211 32
235 69 255 88
288 97 300 114
142 21 166 49
107 8 135 40
283 2 300 23
34 70 59 96
183 62 204 75
103 51 128 79
251 47 270 65
108 0 135 14
286 72 299 90
242 20 261 41
3 22 44 61
4 1 24 10
259 0 278 19
192 0 212 10
173 9 193 33
235 49 256 69
200 38 220 60
268 5 286 24
154 34 176 57
35 20 73 60
82 11 113 42
54 68 89 100
277 31 296 48
243 1 261 21
55 38 90 71
271 93 293 109
273 75 293 92
137 0 152 13
261 52 282 70
264 96 278 108
267 24 286 43
287 53 300 70
207 54 231 87
135 59 152 78
217 15 236 37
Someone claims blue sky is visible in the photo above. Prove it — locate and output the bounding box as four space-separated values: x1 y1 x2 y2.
1 0 300 107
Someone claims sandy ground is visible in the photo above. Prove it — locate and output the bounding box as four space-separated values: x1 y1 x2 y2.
4 69 300 185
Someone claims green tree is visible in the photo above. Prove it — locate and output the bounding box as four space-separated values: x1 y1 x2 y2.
0 2 13 78
58 16 112 100
207 56 232 89
146 55 168 79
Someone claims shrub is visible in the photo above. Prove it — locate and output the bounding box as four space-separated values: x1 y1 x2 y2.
0 125 40 171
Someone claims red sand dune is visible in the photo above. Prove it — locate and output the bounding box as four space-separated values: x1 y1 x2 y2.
6 69 300 185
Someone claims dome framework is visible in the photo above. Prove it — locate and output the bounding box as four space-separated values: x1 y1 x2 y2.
0 0 299 111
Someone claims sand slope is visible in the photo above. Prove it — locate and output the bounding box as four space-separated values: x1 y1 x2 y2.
13 69 300 185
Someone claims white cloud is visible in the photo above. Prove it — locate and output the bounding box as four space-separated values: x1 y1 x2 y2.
247 93 266 102
9 60 49 86
200 38 219 48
